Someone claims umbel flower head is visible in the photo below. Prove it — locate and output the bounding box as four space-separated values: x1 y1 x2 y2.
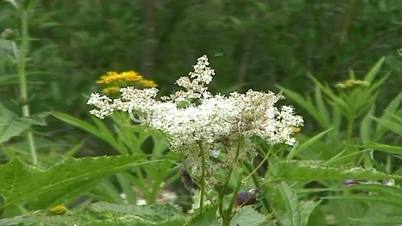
88 55 303 186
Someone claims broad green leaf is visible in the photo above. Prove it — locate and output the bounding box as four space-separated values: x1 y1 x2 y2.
189 204 218 226
0 104 32 143
277 182 300 226
268 160 401 181
299 200 320 226
0 111 51 144
230 206 265 226
0 155 155 208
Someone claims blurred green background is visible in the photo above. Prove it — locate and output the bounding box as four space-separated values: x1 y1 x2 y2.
1 0 401 156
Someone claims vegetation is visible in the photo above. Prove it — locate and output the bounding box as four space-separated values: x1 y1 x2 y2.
0 1 401 225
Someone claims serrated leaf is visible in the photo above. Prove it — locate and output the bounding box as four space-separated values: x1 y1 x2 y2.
269 160 401 181
0 155 155 209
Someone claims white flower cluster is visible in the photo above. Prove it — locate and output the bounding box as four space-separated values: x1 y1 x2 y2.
87 55 303 151
88 55 303 188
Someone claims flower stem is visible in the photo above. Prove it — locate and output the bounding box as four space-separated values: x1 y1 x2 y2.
244 161 281 226
219 134 243 225
17 9 37 165
198 142 206 213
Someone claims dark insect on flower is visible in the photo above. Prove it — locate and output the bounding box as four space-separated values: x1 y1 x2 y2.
236 188 260 207
180 167 198 192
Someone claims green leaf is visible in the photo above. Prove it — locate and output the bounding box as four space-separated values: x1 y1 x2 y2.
0 155 155 209
278 86 327 128
299 200 320 226
32 202 186 226
0 216 35 226
189 204 218 226
364 57 385 83
350 216 402 224
52 112 98 137
269 160 401 181
348 184 402 200
0 104 32 143
360 105 375 144
277 182 300 226
324 194 402 207
372 116 402 135
230 206 265 226
364 143 402 155
0 38 17 61
53 112 129 154
287 128 332 159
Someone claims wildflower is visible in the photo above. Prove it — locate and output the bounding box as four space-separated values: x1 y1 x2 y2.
102 86 120 95
138 79 158 88
96 71 143 84
335 79 369 89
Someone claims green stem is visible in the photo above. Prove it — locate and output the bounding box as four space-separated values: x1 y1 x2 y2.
347 115 354 141
198 142 206 213
219 135 243 225
244 162 281 226
17 9 37 165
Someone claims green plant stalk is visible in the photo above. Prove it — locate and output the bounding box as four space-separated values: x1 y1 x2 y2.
347 116 354 140
17 9 38 165
244 161 281 226
218 134 243 225
198 142 206 213
222 178 242 226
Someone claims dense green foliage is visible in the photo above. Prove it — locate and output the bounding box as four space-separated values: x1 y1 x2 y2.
0 1 401 225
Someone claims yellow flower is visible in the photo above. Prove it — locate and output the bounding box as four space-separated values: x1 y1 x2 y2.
96 71 143 84
138 79 158 88
49 204 68 215
102 86 120 95
335 79 369 89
